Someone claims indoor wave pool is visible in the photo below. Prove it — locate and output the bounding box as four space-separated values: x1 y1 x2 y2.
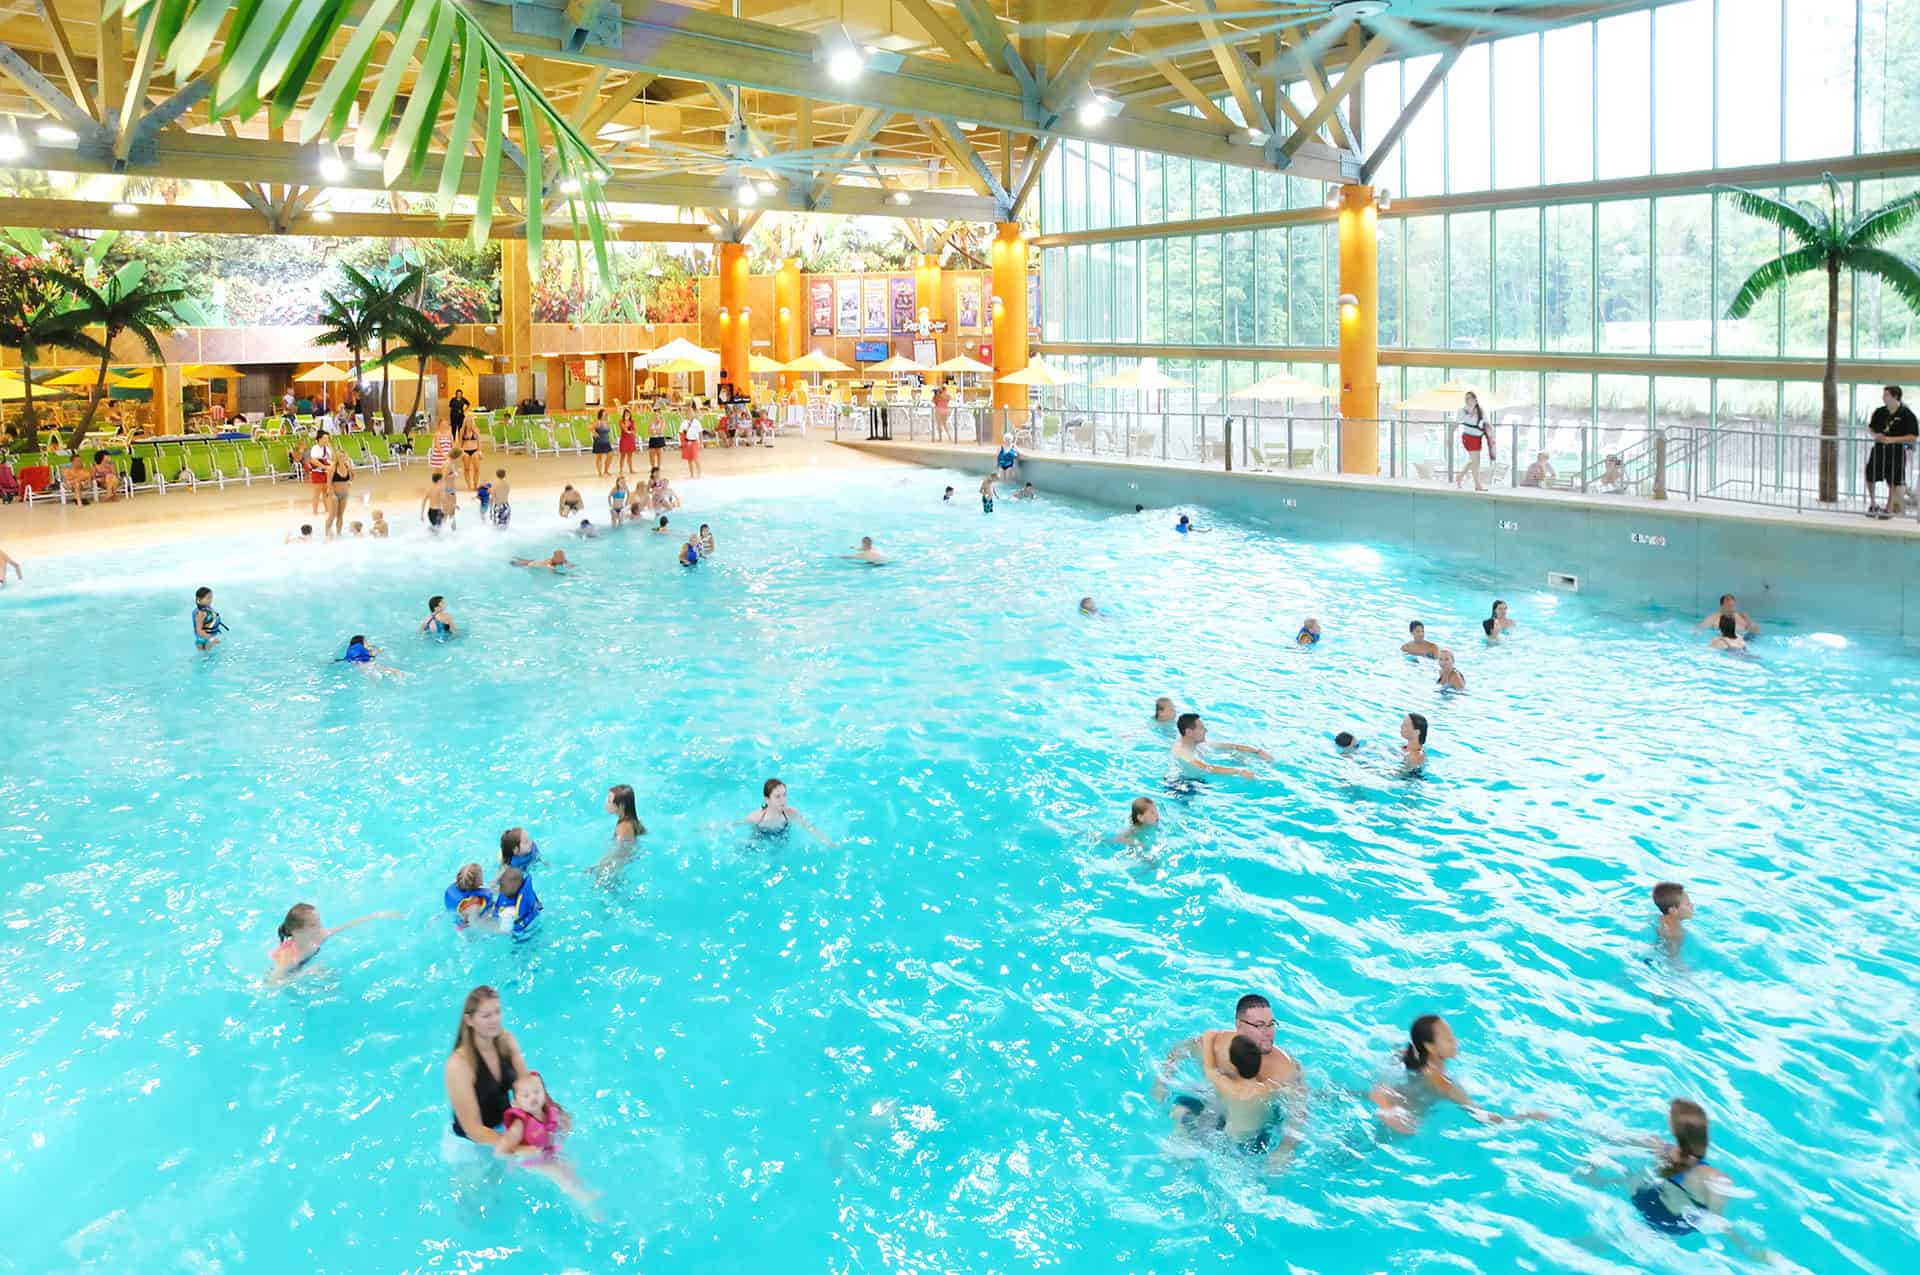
1 465 1915 1273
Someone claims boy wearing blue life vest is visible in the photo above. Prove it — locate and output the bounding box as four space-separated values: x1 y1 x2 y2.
491 866 542 935
193 587 227 650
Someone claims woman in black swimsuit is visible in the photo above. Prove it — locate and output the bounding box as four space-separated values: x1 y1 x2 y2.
325 450 353 539
444 984 531 1146
457 418 483 492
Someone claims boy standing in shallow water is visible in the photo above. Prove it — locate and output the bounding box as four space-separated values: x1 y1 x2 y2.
1653 881 1693 954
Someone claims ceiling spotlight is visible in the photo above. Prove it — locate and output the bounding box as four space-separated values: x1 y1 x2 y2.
737 181 758 206
1325 189 1343 210
891 190 911 206
36 123 77 144
1077 95 1117 127
828 46 864 82
957 120 977 132
1232 128 1269 147
110 201 137 217
311 208 334 223
1375 187 1393 211
755 179 777 196
558 176 582 195
318 153 349 182
706 222 725 236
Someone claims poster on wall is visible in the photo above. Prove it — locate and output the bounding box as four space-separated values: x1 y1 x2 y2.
913 339 937 366
809 278 834 336
1028 272 1041 336
955 277 982 334
835 278 860 335
862 277 889 335
890 276 917 333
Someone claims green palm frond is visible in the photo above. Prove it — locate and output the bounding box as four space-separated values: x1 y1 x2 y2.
1725 244 1828 319
1717 186 1827 248
1846 190 1920 249
1840 246 1920 313
125 0 611 275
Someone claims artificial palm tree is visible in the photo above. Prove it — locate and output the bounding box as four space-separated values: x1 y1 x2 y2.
316 263 423 432
52 262 195 450
376 311 486 429
1723 174 1920 503
314 279 380 419
0 255 79 449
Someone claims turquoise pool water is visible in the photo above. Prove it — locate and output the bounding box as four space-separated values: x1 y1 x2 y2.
1 467 1916 1272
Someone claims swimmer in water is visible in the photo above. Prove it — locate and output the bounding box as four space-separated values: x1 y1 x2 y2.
1401 620 1439 658
1014 481 1036 501
746 778 833 843
608 477 629 527
1174 513 1208 534
285 523 316 544
1079 596 1099 616
369 510 389 538
499 826 541 872
493 1070 597 1207
1486 599 1515 636
1334 731 1359 752
558 485 584 517
1435 649 1466 690
445 864 494 926
1368 1014 1552 1133
843 536 887 565
1296 617 1321 647
1114 796 1159 844
267 902 401 978
192 586 227 650
1622 1100 1734 1236
1652 881 1693 956
420 594 456 637
1708 614 1747 651
512 550 570 570
698 524 715 556
652 516 671 535
574 520 598 539
943 485 955 502
979 472 997 513
1171 713 1270 779
1697 593 1758 639
1151 697 1179 728
679 536 700 567
595 784 647 873
1400 712 1429 768
1153 993 1305 1170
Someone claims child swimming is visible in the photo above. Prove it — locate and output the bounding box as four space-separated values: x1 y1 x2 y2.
267 902 400 978
495 1071 598 1206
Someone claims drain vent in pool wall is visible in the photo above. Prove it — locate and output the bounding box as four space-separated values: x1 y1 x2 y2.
1546 571 1580 592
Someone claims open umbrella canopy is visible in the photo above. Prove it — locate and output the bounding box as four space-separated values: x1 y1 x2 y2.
372 362 422 381
868 354 928 374
46 368 140 388
747 353 785 374
782 350 853 373
296 362 355 383
650 356 713 376
184 363 245 379
1394 380 1513 414
932 354 994 374
1093 365 1188 391
637 338 718 367
1240 370 1334 401
996 359 1082 387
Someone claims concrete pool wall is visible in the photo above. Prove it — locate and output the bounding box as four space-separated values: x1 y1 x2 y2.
842 441 1920 640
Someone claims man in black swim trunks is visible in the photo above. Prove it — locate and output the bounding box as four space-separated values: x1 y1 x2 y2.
1152 993 1306 1168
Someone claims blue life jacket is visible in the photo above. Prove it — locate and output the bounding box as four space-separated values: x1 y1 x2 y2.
342 641 373 664
443 883 494 920
491 877 542 934
505 839 540 871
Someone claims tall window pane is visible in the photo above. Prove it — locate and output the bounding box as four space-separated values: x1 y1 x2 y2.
1405 215 1445 347
1449 212 1491 348
1543 24 1594 184
1597 374 1650 440
1290 226 1326 347
1363 61 1404 193
1258 229 1290 344
1224 166 1255 217
1495 207 1541 350
1718 0 1780 167
1597 200 1650 352
1716 190 1781 355
1040 149 1063 234
1113 148 1137 228
1402 54 1445 196
1194 233 1223 343
1224 231 1255 344
1114 241 1139 343
1378 217 1403 348
1861 0 1920 153
1784 0 1854 159
1545 205 1594 351
1716 379 1779 433
1547 372 1593 436
1065 244 1087 341
1654 195 1712 354
1195 163 1223 220
1087 145 1112 231
1089 241 1113 342
1854 177 1920 357
1141 152 1166 225
1166 237 1194 343
1447 42 1491 193
1655 377 1711 434
1166 156 1192 221
1142 240 1166 342
1042 246 1064 340
1257 169 1286 214
1493 35 1540 189
1654 1 1711 172
1596 11 1650 179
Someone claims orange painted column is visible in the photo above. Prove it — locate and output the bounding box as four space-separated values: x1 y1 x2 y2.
990 223 1028 422
774 256 803 392
913 252 942 369
1337 184 1380 475
717 241 750 395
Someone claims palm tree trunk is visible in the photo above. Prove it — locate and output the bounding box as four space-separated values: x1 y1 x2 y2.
378 336 393 434
409 358 426 426
67 344 113 453
1820 258 1839 504
351 351 365 426
20 361 36 449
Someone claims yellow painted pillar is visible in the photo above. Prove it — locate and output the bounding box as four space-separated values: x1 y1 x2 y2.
990 224 1028 423
156 363 184 432
501 239 534 405
1337 184 1380 475
717 242 750 396
774 256 803 392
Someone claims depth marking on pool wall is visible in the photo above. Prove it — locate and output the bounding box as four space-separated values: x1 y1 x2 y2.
1497 519 1518 531
1631 533 1667 547
1284 498 1297 508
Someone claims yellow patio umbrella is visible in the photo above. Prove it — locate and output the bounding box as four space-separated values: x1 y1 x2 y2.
374 362 422 381
868 354 928 374
1394 380 1513 414
747 353 786 375
47 368 139 388
637 338 718 367
996 359 1081 387
184 363 245 379
650 356 713 376
1093 365 1188 392
932 354 994 374
1240 370 1334 400
296 362 355 383
782 350 853 374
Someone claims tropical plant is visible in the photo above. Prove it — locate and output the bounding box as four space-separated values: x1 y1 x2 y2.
0 254 77 449
316 262 424 431
375 311 486 428
314 280 380 418
127 0 613 271
52 261 200 450
1722 174 1920 503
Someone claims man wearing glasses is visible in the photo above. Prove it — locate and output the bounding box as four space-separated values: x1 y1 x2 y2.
1151 993 1306 1170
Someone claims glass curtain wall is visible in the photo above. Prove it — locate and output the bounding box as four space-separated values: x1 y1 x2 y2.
1036 0 1920 440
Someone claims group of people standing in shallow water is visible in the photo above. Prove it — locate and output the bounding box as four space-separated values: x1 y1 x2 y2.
240 469 1772 1249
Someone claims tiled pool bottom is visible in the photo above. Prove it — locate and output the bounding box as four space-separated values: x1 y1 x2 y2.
1 465 1915 1271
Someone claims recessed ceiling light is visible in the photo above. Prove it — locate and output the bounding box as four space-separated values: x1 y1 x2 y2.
957 120 977 132
36 123 77 144
737 181 758 205
828 47 863 82
311 208 334 223
891 190 911 205
318 154 348 182
110 201 137 216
